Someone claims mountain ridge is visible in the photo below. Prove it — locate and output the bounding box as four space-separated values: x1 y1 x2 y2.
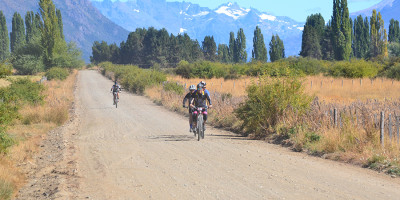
91 0 305 59
0 0 129 62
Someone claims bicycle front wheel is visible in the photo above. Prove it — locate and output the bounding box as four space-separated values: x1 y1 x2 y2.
197 115 203 141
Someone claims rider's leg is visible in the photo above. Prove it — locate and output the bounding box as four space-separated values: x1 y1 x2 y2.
189 110 193 129
117 92 120 99
203 110 208 130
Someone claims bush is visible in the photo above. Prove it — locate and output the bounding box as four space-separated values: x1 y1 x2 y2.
45 67 69 81
385 63 400 80
100 62 167 95
163 82 184 95
0 62 12 78
389 42 400 58
235 75 312 137
327 60 380 78
8 78 45 105
12 55 44 75
0 130 15 154
0 179 14 200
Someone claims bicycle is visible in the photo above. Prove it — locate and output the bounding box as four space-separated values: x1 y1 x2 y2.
113 91 119 108
193 106 207 141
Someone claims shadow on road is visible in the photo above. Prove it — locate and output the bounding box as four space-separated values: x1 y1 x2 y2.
208 134 251 140
149 135 194 142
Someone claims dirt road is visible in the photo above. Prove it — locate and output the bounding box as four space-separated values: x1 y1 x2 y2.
20 70 400 199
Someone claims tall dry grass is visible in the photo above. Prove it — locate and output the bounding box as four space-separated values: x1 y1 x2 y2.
169 75 400 103
0 70 77 199
166 75 400 174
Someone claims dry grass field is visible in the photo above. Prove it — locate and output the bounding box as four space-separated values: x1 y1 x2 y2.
168 75 400 103
0 71 77 198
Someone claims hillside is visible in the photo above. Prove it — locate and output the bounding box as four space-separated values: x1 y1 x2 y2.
92 0 304 60
0 0 129 62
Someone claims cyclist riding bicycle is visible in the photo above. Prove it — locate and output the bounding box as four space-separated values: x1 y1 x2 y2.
182 85 196 132
190 84 212 130
111 81 121 104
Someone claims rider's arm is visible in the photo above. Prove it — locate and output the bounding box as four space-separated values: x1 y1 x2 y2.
206 93 212 106
183 93 190 106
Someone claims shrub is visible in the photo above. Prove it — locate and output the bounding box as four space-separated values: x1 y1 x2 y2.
45 67 69 81
100 62 167 95
0 62 12 78
235 75 312 137
0 130 14 154
8 78 45 105
385 63 400 80
12 55 44 75
327 60 380 78
163 82 184 95
389 42 400 58
0 179 13 200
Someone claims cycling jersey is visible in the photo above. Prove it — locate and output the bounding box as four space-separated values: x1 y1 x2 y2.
183 92 196 113
191 90 211 108
111 84 120 92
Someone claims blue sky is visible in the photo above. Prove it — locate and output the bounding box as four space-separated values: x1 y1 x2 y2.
95 0 383 22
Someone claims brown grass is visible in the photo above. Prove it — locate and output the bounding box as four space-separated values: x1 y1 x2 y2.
0 70 77 198
166 74 400 173
169 75 400 103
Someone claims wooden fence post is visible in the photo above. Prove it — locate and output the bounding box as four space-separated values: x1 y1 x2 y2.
334 108 338 127
380 111 385 148
342 80 343 87
311 81 313 88
389 114 393 140
397 116 400 144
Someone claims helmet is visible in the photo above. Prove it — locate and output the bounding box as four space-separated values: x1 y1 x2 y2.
200 81 206 87
189 85 196 91
197 83 203 90
114 80 117 84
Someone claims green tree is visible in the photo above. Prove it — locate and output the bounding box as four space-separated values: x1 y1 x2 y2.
389 19 400 43
228 31 235 63
235 28 247 63
322 20 334 60
217 44 229 63
10 12 25 53
370 10 388 58
269 34 285 62
56 9 64 40
353 15 370 58
39 0 63 68
252 26 267 62
0 11 9 61
202 35 217 61
340 0 352 61
300 13 325 59
25 11 42 43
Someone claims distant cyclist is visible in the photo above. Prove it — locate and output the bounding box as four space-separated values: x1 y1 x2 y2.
111 80 121 104
190 84 212 130
182 85 196 132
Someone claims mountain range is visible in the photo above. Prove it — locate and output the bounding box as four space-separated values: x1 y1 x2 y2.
92 0 305 60
0 0 129 62
350 0 400 29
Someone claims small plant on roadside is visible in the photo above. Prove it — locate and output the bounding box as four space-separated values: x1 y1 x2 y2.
163 82 184 95
0 179 13 200
45 67 69 81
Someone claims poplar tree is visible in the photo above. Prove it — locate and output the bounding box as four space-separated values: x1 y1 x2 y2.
25 11 42 43
39 0 62 68
340 0 352 61
228 32 235 62
389 19 400 43
300 13 324 59
202 35 217 61
235 28 247 63
353 15 370 58
217 44 229 63
252 26 267 62
269 34 285 62
56 9 64 40
10 12 26 53
0 11 9 61
370 10 388 58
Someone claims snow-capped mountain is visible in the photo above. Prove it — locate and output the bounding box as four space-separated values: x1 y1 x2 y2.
351 0 400 29
92 0 304 59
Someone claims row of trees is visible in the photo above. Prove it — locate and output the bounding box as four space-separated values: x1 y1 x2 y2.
0 0 83 75
91 26 285 66
300 0 399 61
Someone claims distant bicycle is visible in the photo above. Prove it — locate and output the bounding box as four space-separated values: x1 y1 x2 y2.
113 91 119 108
